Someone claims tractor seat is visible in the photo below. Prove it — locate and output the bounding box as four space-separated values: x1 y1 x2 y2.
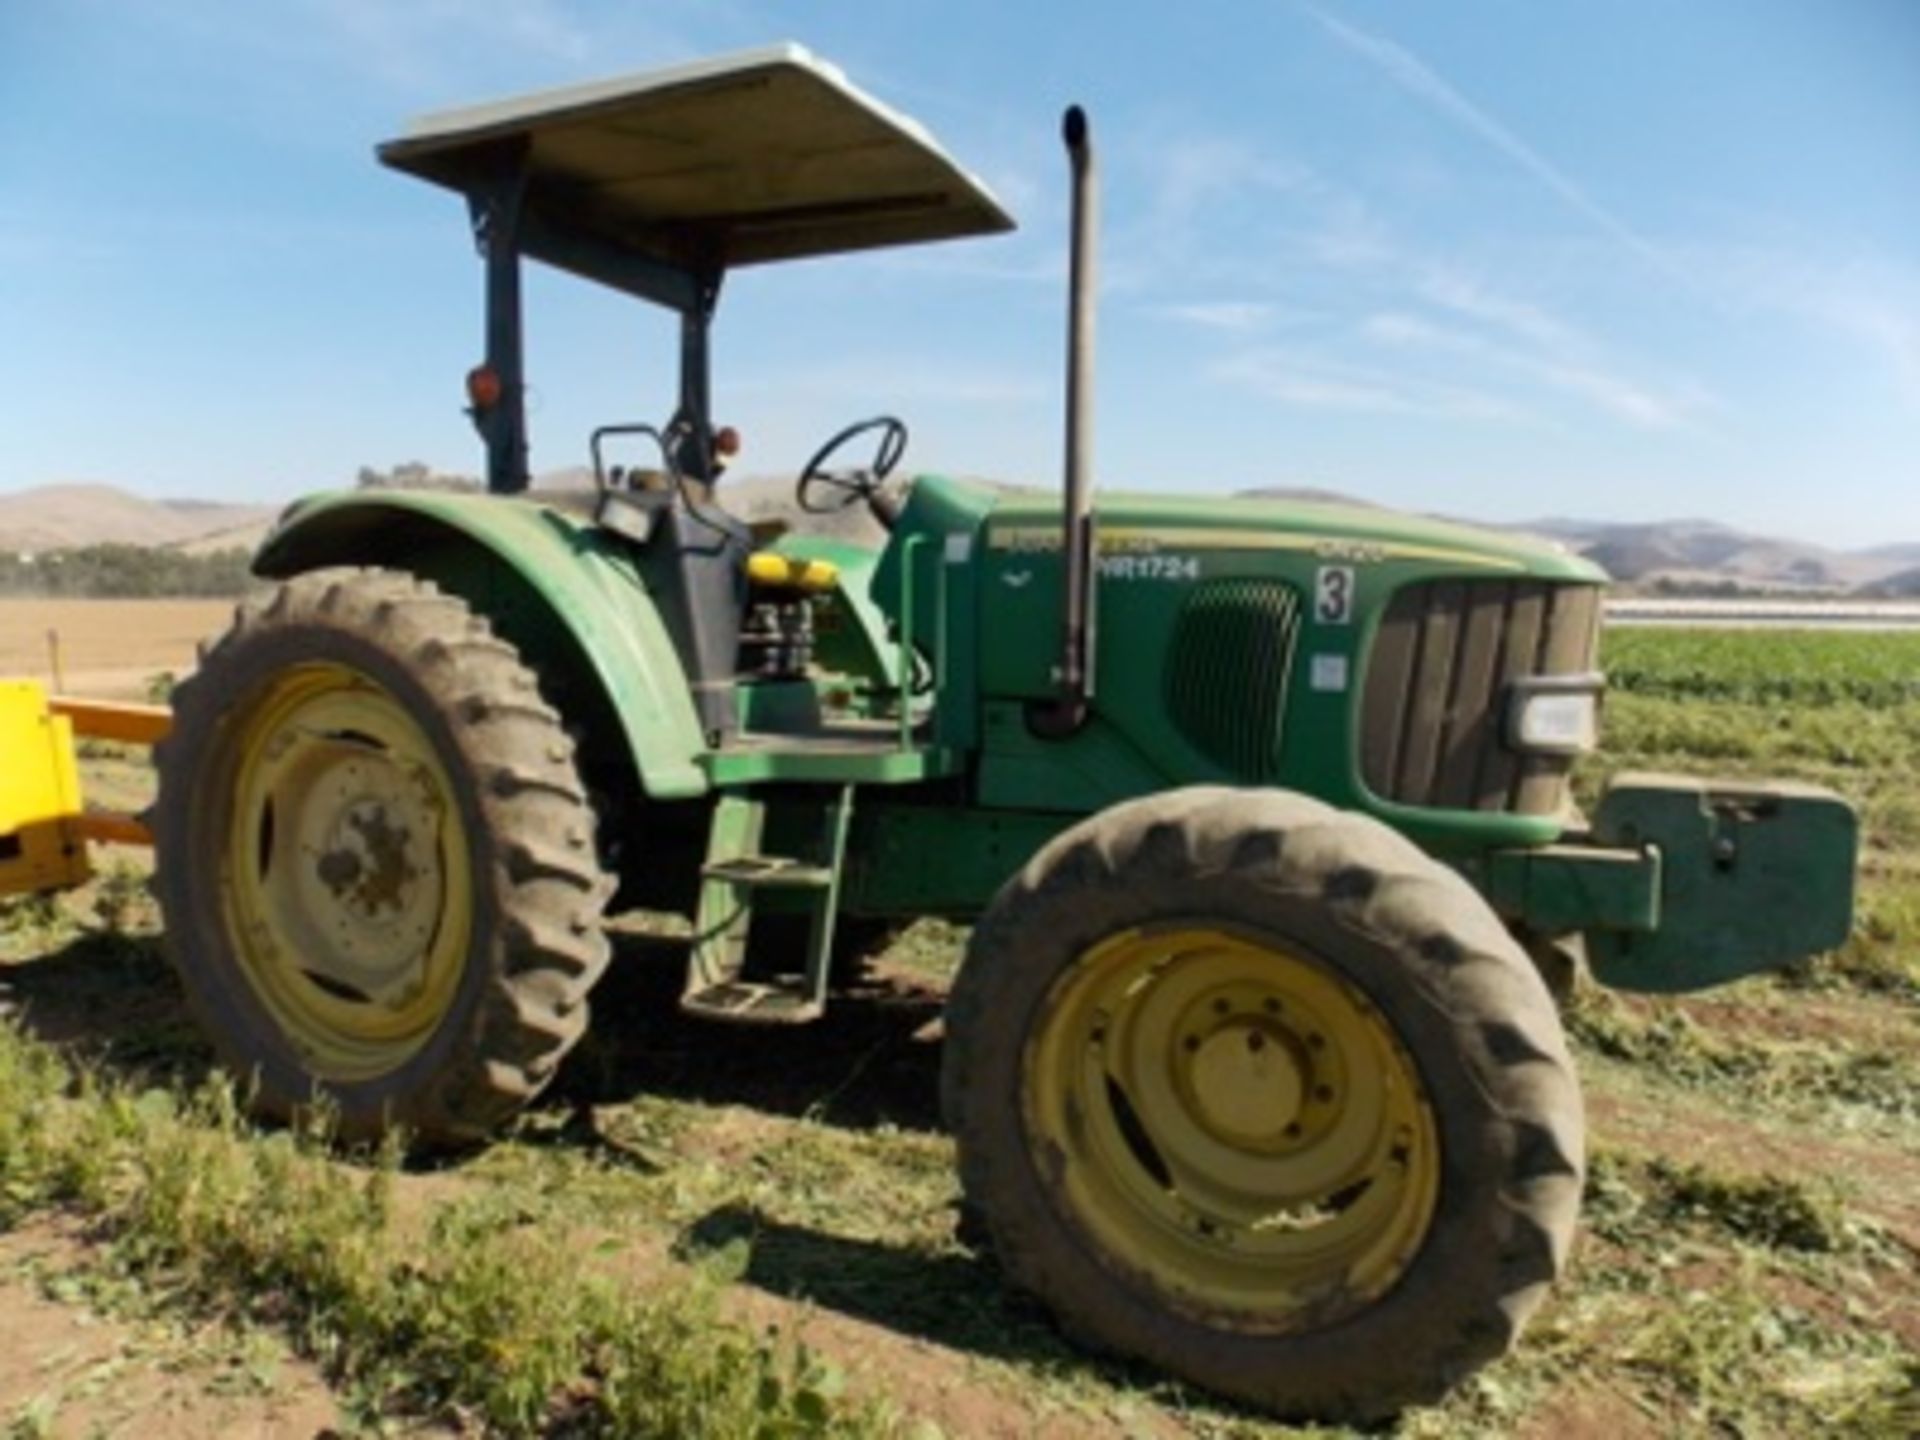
746 552 838 596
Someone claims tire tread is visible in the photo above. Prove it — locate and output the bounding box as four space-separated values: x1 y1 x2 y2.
153 566 612 1147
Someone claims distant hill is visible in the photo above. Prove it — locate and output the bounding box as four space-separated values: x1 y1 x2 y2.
1234 485 1384 510
1862 565 1920 599
1501 516 1895 591
1232 488 1914 595
0 484 275 553
6 479 1916 597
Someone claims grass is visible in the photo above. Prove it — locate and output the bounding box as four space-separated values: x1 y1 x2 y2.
0 1017 875 1437
1 623 1917 1436
1566 989 1920 1124
1567 1145 1918 1434
1603 628 1920 707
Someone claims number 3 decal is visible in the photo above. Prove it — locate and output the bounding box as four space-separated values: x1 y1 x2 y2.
1314 565 1355 625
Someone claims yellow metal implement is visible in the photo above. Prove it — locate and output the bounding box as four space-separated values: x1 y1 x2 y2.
0 680 91 895
1 681 171 896
49 696 172 748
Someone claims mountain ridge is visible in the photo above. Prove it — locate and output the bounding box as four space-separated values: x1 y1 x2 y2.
0 484 277 554
4 480 1913 595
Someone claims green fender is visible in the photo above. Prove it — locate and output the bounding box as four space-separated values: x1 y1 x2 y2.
254 491 709 800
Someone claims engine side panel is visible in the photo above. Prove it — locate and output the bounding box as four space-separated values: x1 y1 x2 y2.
931 480 1607 855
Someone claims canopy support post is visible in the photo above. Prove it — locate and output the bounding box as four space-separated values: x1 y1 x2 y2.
672 269 724 480
467 143 531 495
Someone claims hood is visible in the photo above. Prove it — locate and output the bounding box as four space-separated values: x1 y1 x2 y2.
967 480 1607 583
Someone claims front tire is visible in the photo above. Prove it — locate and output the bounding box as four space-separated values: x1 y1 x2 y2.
153 567 613 1147
942 787 1583 1420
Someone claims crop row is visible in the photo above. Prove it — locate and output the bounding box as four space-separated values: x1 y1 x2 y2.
1601 628 1920 707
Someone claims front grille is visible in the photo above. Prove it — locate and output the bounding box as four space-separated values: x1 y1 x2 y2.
1361 579 1601 815
1164 579 1302 782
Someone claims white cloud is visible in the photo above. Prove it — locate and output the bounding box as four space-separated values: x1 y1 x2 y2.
1295 197 1398 272
1144 136 1308 221
729 359 1049 408
1216 349 1518 421
1157 301 1278 332
300 0 592 87
1523 358 1695 429
1848 307 1920 401
863 248 1062 286
1134 146 1707 431
117 0 655 101
1111 132 1316 292
1700 244 1920 406
1305 5 1684 284
1131 136 1713 430
1361 308 1701 429
1413 269 1584 354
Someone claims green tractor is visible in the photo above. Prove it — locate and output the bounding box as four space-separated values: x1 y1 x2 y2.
151 47 1857 1419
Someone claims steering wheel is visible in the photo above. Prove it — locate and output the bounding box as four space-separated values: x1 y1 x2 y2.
796 416 908 517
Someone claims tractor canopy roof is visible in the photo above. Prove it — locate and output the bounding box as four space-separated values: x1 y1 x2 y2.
378 43 1014 282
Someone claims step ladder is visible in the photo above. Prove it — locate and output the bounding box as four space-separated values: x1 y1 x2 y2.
681 787 854 1024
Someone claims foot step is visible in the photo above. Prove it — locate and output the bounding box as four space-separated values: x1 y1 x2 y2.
681 788 852 1027
701 855 833 888
680 979 826 1025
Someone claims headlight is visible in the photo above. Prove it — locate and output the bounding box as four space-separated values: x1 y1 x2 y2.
1507 674 1604 755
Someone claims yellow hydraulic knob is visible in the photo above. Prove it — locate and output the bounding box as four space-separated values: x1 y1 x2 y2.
746 552 840 594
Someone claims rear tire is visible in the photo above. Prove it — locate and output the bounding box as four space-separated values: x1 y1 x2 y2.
153 567 613 1147
942 786 1583 1420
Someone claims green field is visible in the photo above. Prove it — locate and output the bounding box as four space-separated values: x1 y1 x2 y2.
1 627 1916 1436
1605 628 1920 707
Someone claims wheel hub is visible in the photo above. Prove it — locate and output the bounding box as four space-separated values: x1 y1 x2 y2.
1024 925 1440 1333
1187 1021 1305 1141
288 764 442 1003
219 664 471 1081
318 797 419 916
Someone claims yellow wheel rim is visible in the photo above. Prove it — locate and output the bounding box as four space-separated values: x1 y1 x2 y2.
219 663 472 1082
1025 924 1440 1332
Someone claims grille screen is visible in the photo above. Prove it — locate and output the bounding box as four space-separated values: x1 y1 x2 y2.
1360 580 1601 815
1164 580 1302 782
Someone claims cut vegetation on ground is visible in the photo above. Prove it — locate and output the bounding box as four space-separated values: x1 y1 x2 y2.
0 623 1916 1436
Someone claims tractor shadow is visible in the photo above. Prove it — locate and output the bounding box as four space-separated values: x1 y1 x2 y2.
677 1202 1114 1376
543 928 950 1137
0 928 216 1088
0 921 951 1137
550 935 1186 1399
1 925 1225 1412
672 1203 1241 1416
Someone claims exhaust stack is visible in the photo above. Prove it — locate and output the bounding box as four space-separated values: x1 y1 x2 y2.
1034 104 1099 737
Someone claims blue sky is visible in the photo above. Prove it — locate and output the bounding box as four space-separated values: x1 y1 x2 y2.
3 1 1916 547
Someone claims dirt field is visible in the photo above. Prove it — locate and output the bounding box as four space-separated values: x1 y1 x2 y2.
0 598 234 699
0 628 1916 1436
0 1226 344 1439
